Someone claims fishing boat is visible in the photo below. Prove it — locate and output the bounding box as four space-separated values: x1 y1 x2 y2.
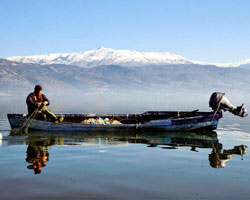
7 92 247 132
7 110 222 132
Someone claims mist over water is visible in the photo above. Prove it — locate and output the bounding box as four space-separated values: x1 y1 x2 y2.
1 91 207 118
1 90 250 119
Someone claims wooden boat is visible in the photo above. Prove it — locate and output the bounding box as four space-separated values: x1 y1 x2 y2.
7 110 222 132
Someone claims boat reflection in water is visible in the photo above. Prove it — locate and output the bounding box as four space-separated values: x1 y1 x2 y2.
22 131 247 174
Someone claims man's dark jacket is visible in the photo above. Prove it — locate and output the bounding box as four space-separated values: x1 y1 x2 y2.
26 92 50 115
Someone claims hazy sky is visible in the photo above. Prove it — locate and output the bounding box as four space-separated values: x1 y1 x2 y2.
1 0 250 62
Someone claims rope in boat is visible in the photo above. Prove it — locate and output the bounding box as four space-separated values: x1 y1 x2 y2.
19 107 41 132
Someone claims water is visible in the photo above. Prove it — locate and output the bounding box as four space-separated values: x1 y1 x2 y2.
0 114 250 200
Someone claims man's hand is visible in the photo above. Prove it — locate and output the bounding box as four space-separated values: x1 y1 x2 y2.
37 102 42 108
43 101 48 106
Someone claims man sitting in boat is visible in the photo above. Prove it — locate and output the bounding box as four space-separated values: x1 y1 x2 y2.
26 85 63 124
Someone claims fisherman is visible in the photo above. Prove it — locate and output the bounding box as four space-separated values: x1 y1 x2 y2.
26 85 63 123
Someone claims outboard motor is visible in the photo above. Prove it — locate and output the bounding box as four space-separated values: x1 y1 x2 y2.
209 92 248 117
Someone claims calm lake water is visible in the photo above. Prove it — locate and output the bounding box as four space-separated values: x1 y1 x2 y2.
0 114 250 200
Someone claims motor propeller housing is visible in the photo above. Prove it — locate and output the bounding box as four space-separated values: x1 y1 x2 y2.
209 92 248 117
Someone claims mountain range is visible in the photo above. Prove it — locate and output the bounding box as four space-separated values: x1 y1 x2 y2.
6 47 250 68
1 55 250 98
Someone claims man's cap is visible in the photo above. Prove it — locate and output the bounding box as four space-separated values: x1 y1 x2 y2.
34 85 42 91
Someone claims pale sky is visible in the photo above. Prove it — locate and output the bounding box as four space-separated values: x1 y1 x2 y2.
1 0 250 63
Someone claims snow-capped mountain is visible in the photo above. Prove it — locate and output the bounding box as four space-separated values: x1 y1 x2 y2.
2 56 250 98
192 59 250 68
6 47 250 68
5 47 193 68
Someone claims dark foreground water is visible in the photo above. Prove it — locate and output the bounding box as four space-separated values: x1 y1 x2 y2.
0 114 250 200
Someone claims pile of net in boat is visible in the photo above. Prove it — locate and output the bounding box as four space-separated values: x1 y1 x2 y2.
81 116 121 125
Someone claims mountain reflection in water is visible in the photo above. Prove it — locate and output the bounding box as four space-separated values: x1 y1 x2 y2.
18 131 248 174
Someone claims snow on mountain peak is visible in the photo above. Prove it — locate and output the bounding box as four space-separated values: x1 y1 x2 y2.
6 47 192 68
6 47 250 68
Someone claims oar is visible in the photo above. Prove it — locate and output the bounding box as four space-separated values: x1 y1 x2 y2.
140 109 199 123
168 109 199 119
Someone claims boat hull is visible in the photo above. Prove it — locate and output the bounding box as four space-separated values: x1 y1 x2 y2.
7 112 222 132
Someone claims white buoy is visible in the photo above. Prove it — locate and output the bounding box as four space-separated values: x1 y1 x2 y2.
0 133 2 147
